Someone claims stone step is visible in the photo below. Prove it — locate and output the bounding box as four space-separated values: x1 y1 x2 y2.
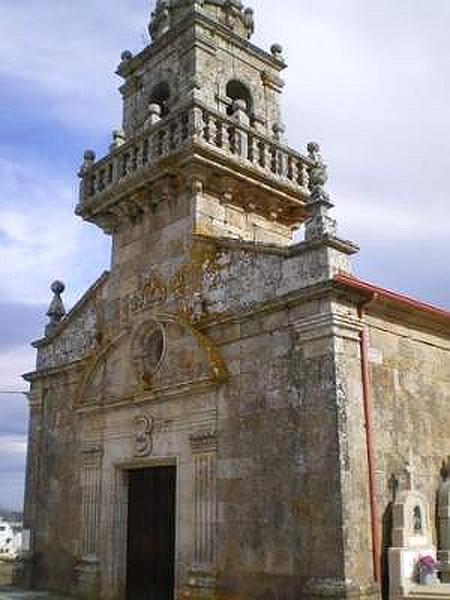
407 583 450 598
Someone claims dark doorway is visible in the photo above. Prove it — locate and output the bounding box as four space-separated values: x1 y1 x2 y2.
126 466 176 600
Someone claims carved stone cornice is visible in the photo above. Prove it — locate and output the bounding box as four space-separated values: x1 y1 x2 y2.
190 431 217 453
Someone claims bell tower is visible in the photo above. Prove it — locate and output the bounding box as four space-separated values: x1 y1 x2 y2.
76 0 314 259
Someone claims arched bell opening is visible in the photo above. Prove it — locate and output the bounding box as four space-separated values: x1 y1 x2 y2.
149 81 171 117
225 79 254 120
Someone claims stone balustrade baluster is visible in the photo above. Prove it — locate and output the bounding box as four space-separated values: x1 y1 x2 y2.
202 110 211 142
132 146 139 172
98 169 105 192
247 133 256 163
228 125 236 154
287 155 294 181
299 161 309 188
278 150 287 177
214 118 223 149
142 138 149 165
191 106 204 139
269 146 277 174
107 163 114 186
235 127 247 158
120 152 130 179
257 141 266 168
78 107 311 204
222 121 231 152
90 174 97 196
181 113 190 141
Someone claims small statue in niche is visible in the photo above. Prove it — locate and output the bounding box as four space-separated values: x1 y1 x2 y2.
413 505 423 534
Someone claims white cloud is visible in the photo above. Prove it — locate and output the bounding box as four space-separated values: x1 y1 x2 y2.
0 346 35 391
0 0 149 134
0 435 27 458
0 155 110 306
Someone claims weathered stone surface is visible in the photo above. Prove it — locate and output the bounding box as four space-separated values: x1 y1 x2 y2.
20 3 450 600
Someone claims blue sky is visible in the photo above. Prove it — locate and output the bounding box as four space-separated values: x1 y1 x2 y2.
0 0 449 510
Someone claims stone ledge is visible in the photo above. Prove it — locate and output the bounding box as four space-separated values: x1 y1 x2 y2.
0 588 69 599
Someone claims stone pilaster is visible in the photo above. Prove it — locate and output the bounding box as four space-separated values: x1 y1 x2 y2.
75 444 103 599
181 432 218 598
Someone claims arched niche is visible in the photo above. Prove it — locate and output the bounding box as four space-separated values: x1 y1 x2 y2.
149 81 171 117
225 79 253 117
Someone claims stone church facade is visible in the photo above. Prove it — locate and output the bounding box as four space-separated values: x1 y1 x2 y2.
20 2 450 599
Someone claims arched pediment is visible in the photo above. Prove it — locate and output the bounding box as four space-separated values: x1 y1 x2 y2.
76 312 227 407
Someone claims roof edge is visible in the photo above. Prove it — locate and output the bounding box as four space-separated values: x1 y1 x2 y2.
334 272 450 325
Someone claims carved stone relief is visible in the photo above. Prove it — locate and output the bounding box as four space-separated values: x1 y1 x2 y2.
131 320 166 386
132 414 155 457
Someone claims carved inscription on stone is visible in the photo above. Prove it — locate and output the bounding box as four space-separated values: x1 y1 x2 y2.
132 414 154 457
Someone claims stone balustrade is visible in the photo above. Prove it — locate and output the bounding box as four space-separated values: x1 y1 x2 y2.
78 103 310 205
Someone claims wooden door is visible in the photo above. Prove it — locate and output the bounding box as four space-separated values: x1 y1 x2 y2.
126 466 176 600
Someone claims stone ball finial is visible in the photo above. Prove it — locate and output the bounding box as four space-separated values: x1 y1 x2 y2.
232 99 247 112
307 141 321 155
121 50 133 62
270 43 284 59
110 129 126 151
51 280 65 295
272 122 285 140
45 280 67 336
148 103 162 116
83 150 96 163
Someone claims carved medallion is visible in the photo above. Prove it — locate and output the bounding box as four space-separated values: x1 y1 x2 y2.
133 414 154 457
132 320 166 387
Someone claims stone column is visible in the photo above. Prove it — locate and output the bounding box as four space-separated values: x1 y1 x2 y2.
76 444 103 599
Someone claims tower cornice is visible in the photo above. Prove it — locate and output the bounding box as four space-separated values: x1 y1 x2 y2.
76 100 311 235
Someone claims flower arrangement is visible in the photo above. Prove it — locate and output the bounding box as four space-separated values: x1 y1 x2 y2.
417 555 440 585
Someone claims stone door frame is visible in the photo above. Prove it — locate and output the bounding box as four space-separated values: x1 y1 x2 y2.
107 456 179 600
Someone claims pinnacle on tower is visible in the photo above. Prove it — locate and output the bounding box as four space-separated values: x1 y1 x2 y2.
45 280 66 336
149 0 255 42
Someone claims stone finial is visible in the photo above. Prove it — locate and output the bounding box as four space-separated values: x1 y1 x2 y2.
149 0 171 41
305 142 336 241
109 129 126 152
79 150 96 175
120 50 133 62
272 122 285 141
307 142 329 198
230 99 249 126
45 281 66 336
270 43 284 60
144 103 162 129
244 8 255 39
